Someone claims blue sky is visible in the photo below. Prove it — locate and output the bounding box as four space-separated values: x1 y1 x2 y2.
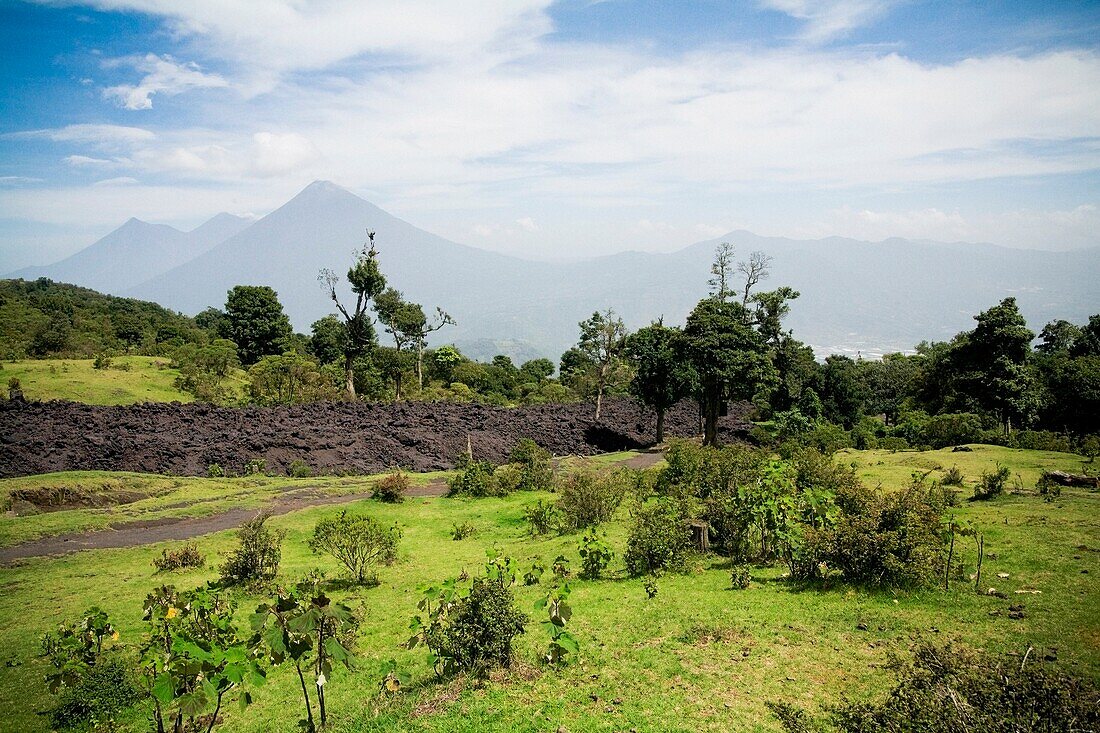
2 0 1099 270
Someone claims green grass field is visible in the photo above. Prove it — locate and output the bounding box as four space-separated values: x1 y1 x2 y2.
1 356 248 405
0 446 1096 732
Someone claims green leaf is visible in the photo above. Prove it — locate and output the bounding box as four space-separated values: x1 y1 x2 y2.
239 690 253 711
151 673 175 704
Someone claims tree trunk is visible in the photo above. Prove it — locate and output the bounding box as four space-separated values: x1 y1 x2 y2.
395 371 403 400
655 409 666 443
703 394 720 447
416 342 425 390
595 387 604 420
343 355 356 399
295 662 316 733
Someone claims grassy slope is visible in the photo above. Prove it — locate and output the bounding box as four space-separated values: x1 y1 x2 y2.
0 447 1096 732
2 356 248 405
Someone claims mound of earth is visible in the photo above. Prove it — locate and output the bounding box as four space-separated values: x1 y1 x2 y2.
0 398 754 479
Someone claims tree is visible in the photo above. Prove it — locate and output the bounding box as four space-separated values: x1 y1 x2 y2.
709 242 736 301
429 345 464 384
820 355 867 429
751 286 799 347
319 230 387 398
1070 314 1100 357
681 298 776 446
374 288 455 393
308 315 348 366
859 353 920 425
248 353 338 406
952 297 1037 433
308 511 401 584
1037 319 1082 355
575 309 630 419
738 251 772 308
519 358 555 385
224 286 293 366
625 322 696 442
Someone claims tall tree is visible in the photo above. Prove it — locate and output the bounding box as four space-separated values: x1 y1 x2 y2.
625 322 696 442
820 355 867 429
708 242 736 301
319 231 387 398
738 251 772 308
681 298 776 446
374 288 455 393
224 285 293 366
576 309 630 420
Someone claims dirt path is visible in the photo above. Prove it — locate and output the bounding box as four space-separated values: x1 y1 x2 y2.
0 450 666 564
0 480 449 565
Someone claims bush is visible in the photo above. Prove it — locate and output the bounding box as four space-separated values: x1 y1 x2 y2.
206 462 225 478
941 465 964 486
879 436 909 451
803 422 852 454
219 513 284 586
922 412 986 449
624 498 692 576
578 530 615 579
972 464 1010 501
309 511 400 583
493 463 524 494
92 352 113 370
448 460 504 497
424 576 527 677
243 457 267 476
152 542 205 571
524 498 561 535
288 459 312 478
375 470 410 503
509 438 555 491
772 641 1100 733
48 653 141 730
729 565 752 589
803 480 946 587
451 521 476 540
1014 430 1073 453
524 559 546 585
556 470 628 529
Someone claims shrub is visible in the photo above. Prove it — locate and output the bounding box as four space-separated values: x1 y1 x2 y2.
206 462 225 478
524 498 561 535
219 513 284 586
879 436 909 451
451 521 476 540
288 459 312 478
772 641 1100 733
448 460 504 497
423 575 527 677
972 464 1010 501
493 463 524 494
309 510 400 583
921 412 986 449
509 438 555 491
941 465 964 486
524 559 546 585
803 422 852 454
1014 430 1073 453
643 574 660 599
152 542 205 571
578 530 615 579
48 653 140 730
624 498 692 576
243 457 267 476
803 480 945 587
556 470 627 529
92 352 113 370
375 470 410 502
1037 473 1061 501
729 565 752 590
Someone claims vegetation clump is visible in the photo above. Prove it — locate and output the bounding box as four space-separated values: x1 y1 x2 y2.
578 529 615 579
524 498 561 535
555 470 628 529
308 511 400 584
508 438 555 490
219 514 284 587
624 498 693 575
152 542 206 571
374 469 410 502
972 464 1011 500
448 459 505 497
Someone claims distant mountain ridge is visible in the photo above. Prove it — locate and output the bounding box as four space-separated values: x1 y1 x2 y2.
10 212 251 295
7 181 1099 361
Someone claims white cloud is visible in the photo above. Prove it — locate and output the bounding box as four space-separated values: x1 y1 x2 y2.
515 216 538 232
64 154 115 166
92 176 140 186
103 53 228 109
759 0 895 43
6 124 155 147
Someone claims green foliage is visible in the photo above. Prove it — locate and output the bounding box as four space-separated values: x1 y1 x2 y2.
535 581 579 667
308 511 400 583
48 653 141 731
451 522 476 540
578 530 615 579
288 459 313 478
803 478 946 587
248 352 338 405
773 641 1100 733
250 577 356 732
942 465 964 486
41 607 119 694
524 499 561 535
92 351 112 370
729 565 752 590
625 322 696 441
523 559 546 586
447 460 504 497
223 285 293 366
172 339 240 404
972 464 1011 501
555 470 628 529
624 498 692 576
219 514 284 587
153 542 206 572
206 463 225 478
408 556 528 679
508 438 555 490
571 308 631 418
374 470 410 503
243 458 267 476
643 574 660 599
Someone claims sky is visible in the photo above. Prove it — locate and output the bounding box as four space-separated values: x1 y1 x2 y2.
1 0 1099 270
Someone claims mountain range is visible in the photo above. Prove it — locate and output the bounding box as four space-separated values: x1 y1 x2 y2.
7 181 1099 362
